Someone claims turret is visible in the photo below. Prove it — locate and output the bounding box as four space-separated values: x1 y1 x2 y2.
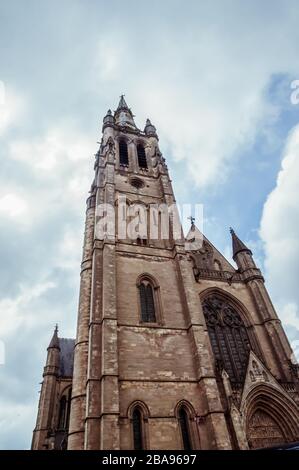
230 228 256 270
144 118 158 138
44 324 60 376
31 326 61 449
102 109 115 131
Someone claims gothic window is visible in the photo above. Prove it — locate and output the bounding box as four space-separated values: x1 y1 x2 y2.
214 259 222 271
137 144 148 169
202 295 251 385
139 280 156 322
58 396 67 430
58 388 72 430
132 407 143 450
178 407 192 450
119 139 129 165
66 387 72 430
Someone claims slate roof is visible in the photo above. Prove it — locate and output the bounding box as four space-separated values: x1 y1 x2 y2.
230 228 252 259
58 338 75 377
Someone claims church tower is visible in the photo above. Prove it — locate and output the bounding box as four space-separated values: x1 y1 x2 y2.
32 97 299 450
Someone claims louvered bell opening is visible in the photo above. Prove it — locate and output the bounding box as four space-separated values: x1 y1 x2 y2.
137 144 147 169
119 140 129 165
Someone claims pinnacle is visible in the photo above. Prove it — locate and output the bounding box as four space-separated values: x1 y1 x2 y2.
230 228 252 258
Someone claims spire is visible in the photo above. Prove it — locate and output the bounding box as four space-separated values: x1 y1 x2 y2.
114 94 137 128
117 94 129 111
230 228 252 259
48 324 60 350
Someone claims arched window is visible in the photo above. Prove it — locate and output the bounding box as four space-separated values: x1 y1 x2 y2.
137 144 147 169
214 259 222 271
58 396 67 430
139 280 156 322
119 139 129 165
202 294 251 385
132 407 143 450
65 387 72 430
178 407 192 450
58 387 72 431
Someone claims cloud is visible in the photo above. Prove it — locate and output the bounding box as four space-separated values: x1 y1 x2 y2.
260 124 299 335
0 280 56 336
88 2 299 189
0 193 28 218
0 87 26 136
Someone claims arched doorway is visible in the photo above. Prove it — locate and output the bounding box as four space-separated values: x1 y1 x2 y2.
245 385 299 449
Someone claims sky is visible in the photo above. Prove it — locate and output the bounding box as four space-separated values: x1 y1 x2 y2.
0 0 299 449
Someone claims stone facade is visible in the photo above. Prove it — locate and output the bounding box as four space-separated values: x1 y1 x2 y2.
32 97 299 450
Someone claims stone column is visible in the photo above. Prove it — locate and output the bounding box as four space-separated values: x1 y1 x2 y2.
68 196 95 449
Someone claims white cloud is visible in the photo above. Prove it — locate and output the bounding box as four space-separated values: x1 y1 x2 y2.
0 87 26 135
0 281 56 336
95 38 126 81
7 123 95 227
260 124 299 334
0 402 36 450
89 4 299 189
9 124 95 174
0 193 28 218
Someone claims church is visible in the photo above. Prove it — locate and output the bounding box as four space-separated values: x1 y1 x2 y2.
31 97 299 450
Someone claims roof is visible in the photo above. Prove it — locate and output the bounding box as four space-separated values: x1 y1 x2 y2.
58 338 75 377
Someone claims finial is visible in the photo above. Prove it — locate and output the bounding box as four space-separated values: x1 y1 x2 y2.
48 323 60 349
230 227 234 235
117 94 129 110
188 215 195 231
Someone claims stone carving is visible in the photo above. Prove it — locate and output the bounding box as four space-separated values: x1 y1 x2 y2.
247 409 285 449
